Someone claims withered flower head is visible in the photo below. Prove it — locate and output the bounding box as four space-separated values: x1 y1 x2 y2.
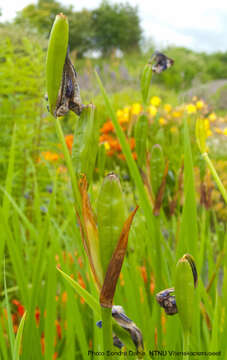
150 51 174 74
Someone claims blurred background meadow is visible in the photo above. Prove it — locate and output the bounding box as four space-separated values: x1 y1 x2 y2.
0 1 227 359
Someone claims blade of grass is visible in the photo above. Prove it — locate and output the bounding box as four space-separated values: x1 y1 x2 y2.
13 312 27 360
57 267 100 315
4 260 15 358
44 242 57 360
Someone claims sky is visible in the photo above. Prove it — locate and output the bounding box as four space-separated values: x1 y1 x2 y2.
1 0 227 53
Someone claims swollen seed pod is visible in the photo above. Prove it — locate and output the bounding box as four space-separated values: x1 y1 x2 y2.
46 13 69 117
72 105 99 184
150 144 165 197
135 114 149 167
175 254 197 333
97 173 127 276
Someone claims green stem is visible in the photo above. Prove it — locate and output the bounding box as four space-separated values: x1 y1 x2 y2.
101 306 113 360
203 152 227 205
183 331 190 360
54 117 82 215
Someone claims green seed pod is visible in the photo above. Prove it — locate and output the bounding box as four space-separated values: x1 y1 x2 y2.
46 13 69 116
97 173 127 276
140 63 153 106
150 144 165 197
135 114 148 167
175 254 197 333
72 105 99 184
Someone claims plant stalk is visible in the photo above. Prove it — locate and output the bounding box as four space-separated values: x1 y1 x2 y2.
101 306 113 359
202 152 227 205
183 331 190 360
54 117 82 216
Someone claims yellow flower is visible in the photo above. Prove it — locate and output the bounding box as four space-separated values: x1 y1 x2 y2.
150 96 161 107
164 104 172 113
117 108 130 123
116 109 124 118
214 127 222 134
206 129 213 137
196 100 204 110
148 105 157 117
209 112 217 122
186 104 197 114
204 119 210 130
223 128 227 136
131 103 142 115
172 111 181 118
104 142 110 151
123 106 130 114
159 117 167 125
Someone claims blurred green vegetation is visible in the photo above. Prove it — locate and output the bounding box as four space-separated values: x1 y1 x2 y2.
0 10 227 359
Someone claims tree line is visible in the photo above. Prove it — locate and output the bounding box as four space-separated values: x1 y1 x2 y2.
13 0 142 57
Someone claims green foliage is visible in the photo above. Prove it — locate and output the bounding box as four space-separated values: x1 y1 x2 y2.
92 0 142 56
68 10 94 58
15 0 71 35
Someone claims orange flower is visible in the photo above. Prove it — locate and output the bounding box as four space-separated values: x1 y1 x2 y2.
118 151 137 161
108 138 121 151
55 320 62 339
41 333 45 355
78 273 86 304
161 312 166 334
140 266 148 284
61 291 67 304
65 134 74 152
150 273 155 294
120 273 125 286
107 150 115 157
77 256 83 268
129 137 136 150
12 299 25 317
41 151 59 162
13 324 18 334
100 121 114 134
78 273 86 289
99 134 111 143
118 153 125 160
35 307 41 327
